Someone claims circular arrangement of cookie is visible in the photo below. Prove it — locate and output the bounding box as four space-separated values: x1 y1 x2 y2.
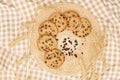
9 3 105 77
44 49 65 69
73 17 92 38
49 12 67 32
37 35 57 52
38 20 58 36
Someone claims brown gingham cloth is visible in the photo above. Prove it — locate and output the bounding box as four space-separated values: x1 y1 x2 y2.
0 0 120 80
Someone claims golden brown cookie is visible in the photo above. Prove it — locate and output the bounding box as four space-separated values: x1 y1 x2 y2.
73 17 92 38
66 17 81 30
38 20 58 36
44 49 65 69
37 35 57 52
49 12 67 32
63 10 81 30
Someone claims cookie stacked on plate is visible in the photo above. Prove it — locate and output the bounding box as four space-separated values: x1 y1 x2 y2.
37 10 92 69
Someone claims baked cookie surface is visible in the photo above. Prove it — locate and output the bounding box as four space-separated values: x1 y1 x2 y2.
63 10 81 30
44 49 65 69
38 20 58 36
73 17 92 38
49 12 67 32
37 35 57 52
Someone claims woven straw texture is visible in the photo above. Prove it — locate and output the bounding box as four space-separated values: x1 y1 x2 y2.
0 0 120 80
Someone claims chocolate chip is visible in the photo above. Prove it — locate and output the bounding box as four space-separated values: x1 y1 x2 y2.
74 40 78 45
45 24 47 27
88 26 90 28
64 38 66 41
62 22 64 25
45 26 47 29
56 39 58 41
74 40 77 43
68 40 72 44
81 52 83 54
60 45 62 47
73 20 75 22
82 43 84 45
48 38 52 41
63 16 65 19
84 28 87 31
73 15 75 17
63 45 65 49
64 43 67 45
45 61 47 63
56 52 59 54
63 40 66 43
55 60 57 62
60 53 63 56
45 40 48 43
60 14 63 16
71 50 73 53
64 48 70 51
68 52 71 56
41 46 43 49
75 43 78 46
84 34 87 36
74 54 77 58
40 29 42 32
42 42 44 44
74 48 76 50
55 19 57 21
83 35 85 37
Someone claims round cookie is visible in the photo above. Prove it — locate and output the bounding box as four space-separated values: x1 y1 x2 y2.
63 10 81 30
37 35 57 52
38 20 58 36
66 17 81 30
73 17 92 38
49 12 67 32
44 49 65 69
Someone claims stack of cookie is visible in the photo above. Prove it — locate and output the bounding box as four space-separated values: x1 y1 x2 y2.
37 10 92 69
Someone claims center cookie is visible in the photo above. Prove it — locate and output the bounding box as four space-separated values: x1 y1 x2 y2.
49 12 67 32
37 35 57 52
38 20 58 36
44 49 65 69
73 17 92 38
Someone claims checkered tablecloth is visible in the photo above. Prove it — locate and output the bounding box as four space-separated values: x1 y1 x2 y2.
0 0 120 80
